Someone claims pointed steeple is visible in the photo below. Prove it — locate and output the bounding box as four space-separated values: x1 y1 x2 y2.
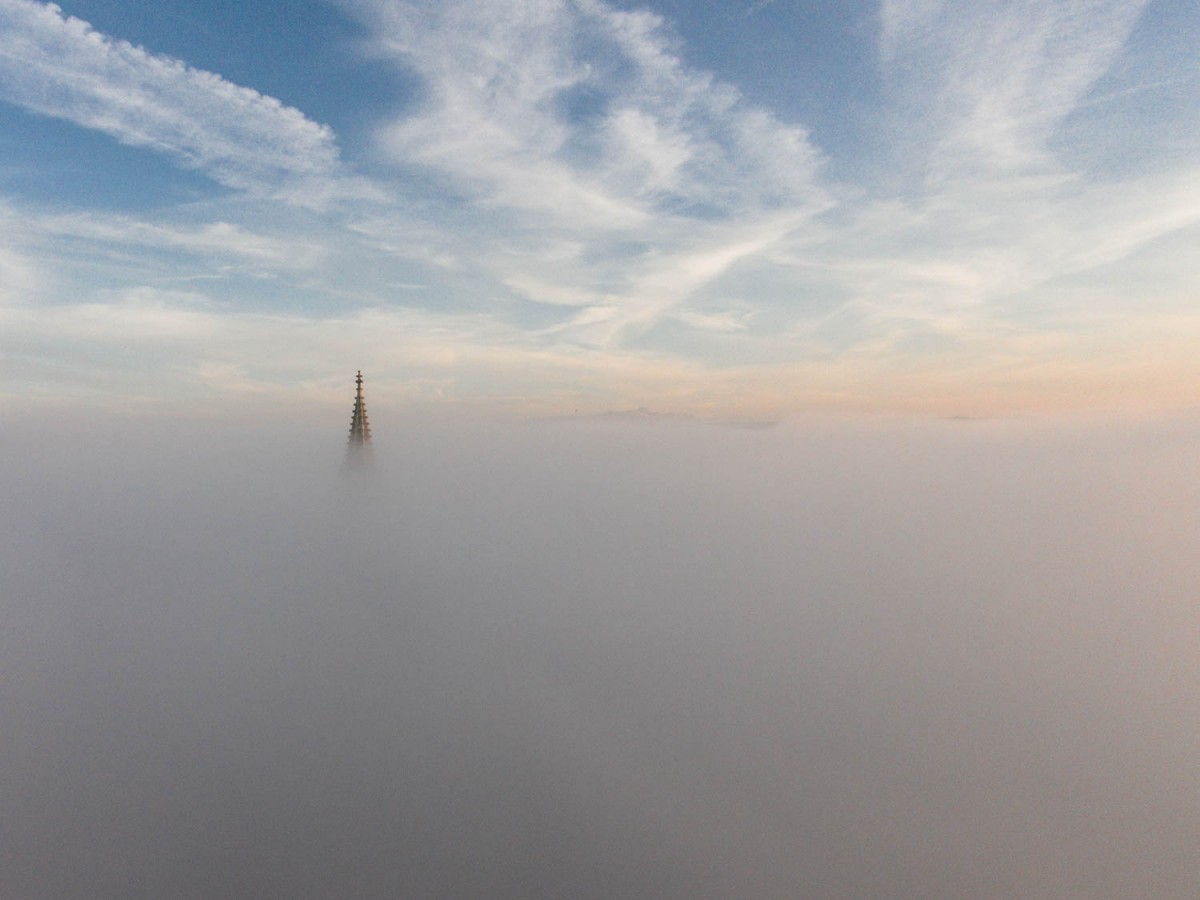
347 370 372 455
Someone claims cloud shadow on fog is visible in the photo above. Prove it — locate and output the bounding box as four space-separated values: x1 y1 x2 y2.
2 411 1199 898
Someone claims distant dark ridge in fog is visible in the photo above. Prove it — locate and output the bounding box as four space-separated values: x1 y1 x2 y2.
2 411 1199 898
541 406 781 430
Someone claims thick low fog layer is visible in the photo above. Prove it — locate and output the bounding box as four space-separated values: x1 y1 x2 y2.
3 411 1199 898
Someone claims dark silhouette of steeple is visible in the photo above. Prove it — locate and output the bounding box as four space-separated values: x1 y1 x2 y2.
346 371 372 465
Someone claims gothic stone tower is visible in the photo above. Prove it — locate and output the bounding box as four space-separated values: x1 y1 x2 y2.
346 370 372 464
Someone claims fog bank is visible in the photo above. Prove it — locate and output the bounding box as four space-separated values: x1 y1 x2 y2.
3 412 1199 897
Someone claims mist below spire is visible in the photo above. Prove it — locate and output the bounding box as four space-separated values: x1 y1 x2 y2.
4 410 1199 897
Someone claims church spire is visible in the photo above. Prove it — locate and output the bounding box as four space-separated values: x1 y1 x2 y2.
346 370 372 459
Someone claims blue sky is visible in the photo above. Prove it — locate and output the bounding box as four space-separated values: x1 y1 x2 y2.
0 0 1197 418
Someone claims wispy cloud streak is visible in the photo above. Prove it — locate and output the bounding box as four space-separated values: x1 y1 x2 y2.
0 0 340 196
358 0 825 223
881 0 1150 175
30 212 326 269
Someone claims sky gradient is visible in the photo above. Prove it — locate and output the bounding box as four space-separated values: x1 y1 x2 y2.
1 0 1198 418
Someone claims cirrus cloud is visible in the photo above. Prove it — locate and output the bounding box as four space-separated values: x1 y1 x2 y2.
0 0 340 197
